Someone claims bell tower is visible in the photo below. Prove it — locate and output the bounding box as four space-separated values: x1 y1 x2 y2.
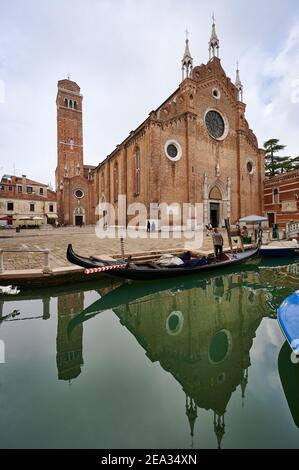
55 77 84 223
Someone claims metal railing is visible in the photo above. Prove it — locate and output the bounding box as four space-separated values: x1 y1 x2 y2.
0 248 51 274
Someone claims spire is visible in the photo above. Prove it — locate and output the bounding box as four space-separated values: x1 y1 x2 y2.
240 368 248 407
209 13 220 60
235 61 243 101
181 29 193 81
185 396 198 446
213 412 225 449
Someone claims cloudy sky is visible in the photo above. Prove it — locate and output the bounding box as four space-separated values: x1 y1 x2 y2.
0 0 299 185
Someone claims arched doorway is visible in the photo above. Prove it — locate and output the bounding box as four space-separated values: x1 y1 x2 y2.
209 186 222 227
74 206 85 226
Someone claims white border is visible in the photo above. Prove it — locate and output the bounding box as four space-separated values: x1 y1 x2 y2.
204 108 229 141
164 140 183 162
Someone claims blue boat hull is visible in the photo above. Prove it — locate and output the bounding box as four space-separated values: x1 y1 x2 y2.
260 247 299 257
278 291 299 354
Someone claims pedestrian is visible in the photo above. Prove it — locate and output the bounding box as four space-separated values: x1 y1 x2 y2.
212 228 224 259
147 220 151 232
151 220 155 232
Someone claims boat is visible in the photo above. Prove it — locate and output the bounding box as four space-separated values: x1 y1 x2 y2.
0 285 20 295
278 291 299 354
67 243 260 281
278 341 299 427
260 241 299 257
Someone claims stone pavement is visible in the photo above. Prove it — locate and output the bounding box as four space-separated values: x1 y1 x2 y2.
0 226 231 271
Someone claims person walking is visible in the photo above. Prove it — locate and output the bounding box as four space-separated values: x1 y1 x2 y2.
212 228 224 259
147 220 151 232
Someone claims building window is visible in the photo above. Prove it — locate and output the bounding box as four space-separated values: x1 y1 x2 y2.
0 185 4 191
273 188 279 204
30 203 35 212
69 100 73 109
64 98 68 107
27 186 33 194
18 185 22 193
8 185 12 191
7 202 14 211
49 204 54 212
74 189 84 199
113 162 119 202
134 147 140 195
40 188 44 195
164 140 183 162
74 101 77 109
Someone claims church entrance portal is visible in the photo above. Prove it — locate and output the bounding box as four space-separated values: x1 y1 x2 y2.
75 215 83 226
210 202 220 228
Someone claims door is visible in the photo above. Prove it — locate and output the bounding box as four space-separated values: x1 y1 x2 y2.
210 203 220 228
75 215 83 226
267 212 275 227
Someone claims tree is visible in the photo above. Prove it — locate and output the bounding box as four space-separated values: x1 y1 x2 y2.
264 139 287 177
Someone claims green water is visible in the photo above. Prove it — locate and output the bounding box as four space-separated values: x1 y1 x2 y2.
1 258 299 449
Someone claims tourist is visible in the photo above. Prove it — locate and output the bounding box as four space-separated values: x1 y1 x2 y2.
206 222 213 236
147 220 150 232
151 220 155 232
212 228 224 259
241 226 249 240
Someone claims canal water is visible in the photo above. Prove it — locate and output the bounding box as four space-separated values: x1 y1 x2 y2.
1 258 299 449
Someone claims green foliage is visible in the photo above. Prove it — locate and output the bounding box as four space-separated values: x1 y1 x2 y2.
264 139 299 177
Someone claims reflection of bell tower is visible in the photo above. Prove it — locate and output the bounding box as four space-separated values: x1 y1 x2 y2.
214 412 225 449
185 395 198 446
56 292 84 381
240 368 248 407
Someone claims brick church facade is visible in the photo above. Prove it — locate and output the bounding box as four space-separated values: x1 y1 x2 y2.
95 20 264 228
55 79 96 226
57 19 264 227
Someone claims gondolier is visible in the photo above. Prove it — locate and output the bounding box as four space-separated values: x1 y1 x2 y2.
212 228 224 259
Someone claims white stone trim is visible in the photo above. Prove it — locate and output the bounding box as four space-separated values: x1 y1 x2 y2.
164 139 182 162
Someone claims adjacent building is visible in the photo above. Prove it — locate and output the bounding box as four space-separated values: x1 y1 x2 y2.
264 169 299 228
0 174 57 227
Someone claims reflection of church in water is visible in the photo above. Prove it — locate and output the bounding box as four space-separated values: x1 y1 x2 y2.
56 292 84 381
105 271 270 448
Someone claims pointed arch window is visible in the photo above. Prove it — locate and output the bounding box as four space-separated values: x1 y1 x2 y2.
113 162 119 202
69 100 73 109
64 98 68 107
74 101 77 109
134 147 140 195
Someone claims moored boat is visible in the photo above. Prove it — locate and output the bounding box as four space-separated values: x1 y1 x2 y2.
66 244 260 281
278 291 299 354
260 241 299 257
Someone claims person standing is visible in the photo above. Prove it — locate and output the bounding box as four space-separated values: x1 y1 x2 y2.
147 220 151 232
212 228 224 259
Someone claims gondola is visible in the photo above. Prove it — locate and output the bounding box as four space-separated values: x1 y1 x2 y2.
66 243 260 281
278 341 299 428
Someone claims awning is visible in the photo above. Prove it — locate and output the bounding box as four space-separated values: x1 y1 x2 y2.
46 213 58 219
32 216 44 220
18 216 31 220
0 216 15 220
239 215 268 223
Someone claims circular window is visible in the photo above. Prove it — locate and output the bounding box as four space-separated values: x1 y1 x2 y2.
74 189 84 199
246 160 254 174
208 329 232 364
205 110 226 140
166 311 184 336
164 140 182 162
212 88 221 99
